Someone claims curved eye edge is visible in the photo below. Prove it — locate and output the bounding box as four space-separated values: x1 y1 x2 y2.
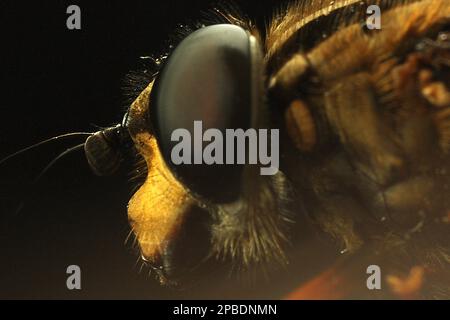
149 24 266 204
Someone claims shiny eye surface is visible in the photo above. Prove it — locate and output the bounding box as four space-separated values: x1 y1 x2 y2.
150 24 265 203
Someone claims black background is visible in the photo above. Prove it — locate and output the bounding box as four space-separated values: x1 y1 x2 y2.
0 0 337 299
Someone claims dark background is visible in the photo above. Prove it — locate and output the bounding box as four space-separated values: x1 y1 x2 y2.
0 0 336 299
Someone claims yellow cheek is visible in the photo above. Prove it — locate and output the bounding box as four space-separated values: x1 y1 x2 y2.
127 132 194 262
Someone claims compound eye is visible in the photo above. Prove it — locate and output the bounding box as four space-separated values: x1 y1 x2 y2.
151 24 265 203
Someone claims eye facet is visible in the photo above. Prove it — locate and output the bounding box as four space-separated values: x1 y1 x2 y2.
150 24 265 203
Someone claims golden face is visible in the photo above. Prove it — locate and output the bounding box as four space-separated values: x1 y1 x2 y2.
124 0 450 297
127 83 193 263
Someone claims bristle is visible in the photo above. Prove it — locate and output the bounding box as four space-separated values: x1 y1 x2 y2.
210 171 294 273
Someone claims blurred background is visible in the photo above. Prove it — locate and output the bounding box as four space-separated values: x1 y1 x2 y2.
0 0 339 299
